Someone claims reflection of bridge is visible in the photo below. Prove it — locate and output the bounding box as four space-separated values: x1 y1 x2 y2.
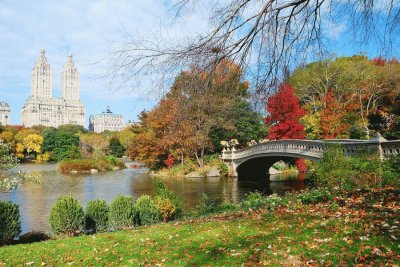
221 134 400 179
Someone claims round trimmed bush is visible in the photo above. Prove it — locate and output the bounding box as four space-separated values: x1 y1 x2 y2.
49 196 84 237
85 200 109 233
109 195 136 229
135 195 161 225
0 200 21 244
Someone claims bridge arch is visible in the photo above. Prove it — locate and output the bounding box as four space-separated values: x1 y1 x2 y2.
235 153 319 180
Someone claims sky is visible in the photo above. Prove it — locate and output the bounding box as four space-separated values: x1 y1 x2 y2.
0 0 210 125
0 1 398 126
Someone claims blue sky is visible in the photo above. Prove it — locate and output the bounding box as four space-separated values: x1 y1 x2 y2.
0 0 209 125
0 1 398 125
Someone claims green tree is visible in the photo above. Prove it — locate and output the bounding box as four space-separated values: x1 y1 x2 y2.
57 124 87 134
209 99 265 150
42 129 80 161
108 137 125 157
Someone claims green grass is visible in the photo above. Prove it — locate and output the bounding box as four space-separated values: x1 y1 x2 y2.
1 188 399 266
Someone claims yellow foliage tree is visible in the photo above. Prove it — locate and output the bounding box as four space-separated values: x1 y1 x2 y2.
22 134 43 157
15 143 24 159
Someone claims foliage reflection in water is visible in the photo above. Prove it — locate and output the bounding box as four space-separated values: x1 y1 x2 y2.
0 164 309 234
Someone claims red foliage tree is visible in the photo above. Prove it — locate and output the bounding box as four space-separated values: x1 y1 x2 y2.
265 83 306 140
264 83 307 171
372 56 386 66
320 90 350 139
163 154 174 168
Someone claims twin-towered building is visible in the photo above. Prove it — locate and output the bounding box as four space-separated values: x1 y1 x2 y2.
20 49 86 128
19 49 125 132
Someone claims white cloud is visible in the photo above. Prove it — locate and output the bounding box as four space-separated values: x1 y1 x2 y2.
0 0 211 124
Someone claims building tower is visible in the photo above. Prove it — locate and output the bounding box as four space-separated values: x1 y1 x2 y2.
31 48 52 99
0 102 10 125
61 54 80 101
21 49 86 128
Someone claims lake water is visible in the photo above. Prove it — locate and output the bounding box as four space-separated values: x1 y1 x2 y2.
0 164 308 234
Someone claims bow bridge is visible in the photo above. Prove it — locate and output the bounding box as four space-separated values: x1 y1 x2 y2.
221 134 400 179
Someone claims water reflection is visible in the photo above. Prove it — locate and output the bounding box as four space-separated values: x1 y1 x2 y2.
0 164 309 234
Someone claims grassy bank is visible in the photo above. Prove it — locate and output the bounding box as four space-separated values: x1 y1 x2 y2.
57 156 126 174
152 155 228 178
0 188 398 266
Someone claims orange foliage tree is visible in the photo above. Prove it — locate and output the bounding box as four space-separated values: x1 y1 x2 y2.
320 90 350 139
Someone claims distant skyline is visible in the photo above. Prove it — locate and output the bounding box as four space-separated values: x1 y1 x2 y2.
0 1 398 125
0 0 210 125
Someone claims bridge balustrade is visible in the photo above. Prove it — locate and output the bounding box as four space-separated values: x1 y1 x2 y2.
222 139 400 161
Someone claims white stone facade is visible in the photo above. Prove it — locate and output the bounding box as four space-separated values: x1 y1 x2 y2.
89 107 124 133
21 49 86 127
0 102 10 125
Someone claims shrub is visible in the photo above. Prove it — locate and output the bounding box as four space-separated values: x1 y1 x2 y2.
154 196 176 223
297 188 333 204
351 153 383 188
57 159 94 173
265 193 285 211
85 200 109 233
383 155 400 186
155 180 183 219
198 193 219 214
218 162 229 177
241 191 266 210
135 195 161 225
49 196 84 237
313 143 355 191
109 195 136 229
0 200 21 244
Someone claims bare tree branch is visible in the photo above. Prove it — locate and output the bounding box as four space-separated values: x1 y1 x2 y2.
108 0 400 108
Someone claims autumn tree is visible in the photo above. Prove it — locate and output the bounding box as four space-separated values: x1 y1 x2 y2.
265 83 307 171
128 60 260 169
290 55 400 139
320 90 350 139
22 134 43 157
80 133 108 158
265 83 306 140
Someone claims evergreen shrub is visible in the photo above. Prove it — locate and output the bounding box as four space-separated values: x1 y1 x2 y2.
0 200 21 244
109 195 136 229
49 196 84 237
85 200 109 233
135 195 161 225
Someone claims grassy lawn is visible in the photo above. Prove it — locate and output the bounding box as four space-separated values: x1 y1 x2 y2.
0 188 399 266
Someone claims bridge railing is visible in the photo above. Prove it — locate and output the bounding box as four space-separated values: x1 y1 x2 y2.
382 141 400 157
222 139 400 161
